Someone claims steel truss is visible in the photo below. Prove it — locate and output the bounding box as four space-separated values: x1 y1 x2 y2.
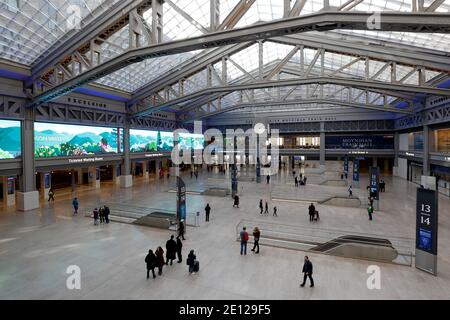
126 34 449 120
27 8 450 108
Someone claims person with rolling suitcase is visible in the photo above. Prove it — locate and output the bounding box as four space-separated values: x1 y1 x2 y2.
187 250 199 274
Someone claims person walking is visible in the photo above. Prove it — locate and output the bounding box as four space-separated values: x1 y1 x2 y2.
251 227 260 254
240 227 249 255
93 208 99 226
308 203 316 222
190 170 193 179
266 175 270 184
155 246 165 276
273 206 278 217
233 195 240 208
176 238 183 263
103 205 110 224
259 199 263 214
145 249 157 279
165 235 177 265
72 197 79 215
177 219 186 240
48 188 55 202
194 170 198 179
294 176 298 187
205 203 211 222
300 173 303 180
303 176 307 185
348 185 353 197
368 196 374 207
187 250 199 274
300 256 314 288
264 201 269 214
367 205 374 221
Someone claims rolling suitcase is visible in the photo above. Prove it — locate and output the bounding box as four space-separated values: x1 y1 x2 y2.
194 260 200 272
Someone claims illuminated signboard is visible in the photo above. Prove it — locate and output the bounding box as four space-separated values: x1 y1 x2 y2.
34 122 121 158
0 119 21 160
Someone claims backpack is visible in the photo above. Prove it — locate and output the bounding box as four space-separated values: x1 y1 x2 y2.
243 232 249 242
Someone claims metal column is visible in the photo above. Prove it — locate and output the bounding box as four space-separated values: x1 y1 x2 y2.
319 122 325 167
423 125 430 176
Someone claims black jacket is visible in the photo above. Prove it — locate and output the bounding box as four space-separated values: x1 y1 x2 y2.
205 205 211 214
187 252 196 266
302 260 313 274
176 239 183 252
145 253 157 268
308 205 315 215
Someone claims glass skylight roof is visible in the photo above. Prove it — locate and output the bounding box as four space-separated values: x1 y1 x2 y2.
0 0 448 108
0 0 120 65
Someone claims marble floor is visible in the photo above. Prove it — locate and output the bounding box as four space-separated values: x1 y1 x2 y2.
1 166 450 300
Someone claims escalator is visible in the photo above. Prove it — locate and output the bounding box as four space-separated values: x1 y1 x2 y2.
310 235 398 262
311 235 393 252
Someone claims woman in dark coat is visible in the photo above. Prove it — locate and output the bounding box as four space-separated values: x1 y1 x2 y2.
176 238 183 263
155 246 165 275
187 250 198 274
145 250 157 279
233 195 239 208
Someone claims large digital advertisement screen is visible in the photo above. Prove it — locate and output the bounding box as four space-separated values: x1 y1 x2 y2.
178 133 204 150
34 122 121 158
130 129 174 152
0 119 21 160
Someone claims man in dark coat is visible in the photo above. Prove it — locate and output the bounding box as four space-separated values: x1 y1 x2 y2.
205 203 211 222
294 176 298 187
103 205 110 224
259 199 263 214
145 249 157 279
176 238 183 263
177 220 186 240
308 203 316 222
300 256 314 287
166 235 177 265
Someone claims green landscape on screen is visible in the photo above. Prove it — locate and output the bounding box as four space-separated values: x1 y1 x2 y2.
0 119 21 159
130 129 174 152
34 122 121 158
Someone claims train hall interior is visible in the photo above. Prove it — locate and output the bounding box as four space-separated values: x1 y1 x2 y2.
0 0 450 300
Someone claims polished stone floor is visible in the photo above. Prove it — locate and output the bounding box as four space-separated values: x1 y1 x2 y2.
1 165 450 300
